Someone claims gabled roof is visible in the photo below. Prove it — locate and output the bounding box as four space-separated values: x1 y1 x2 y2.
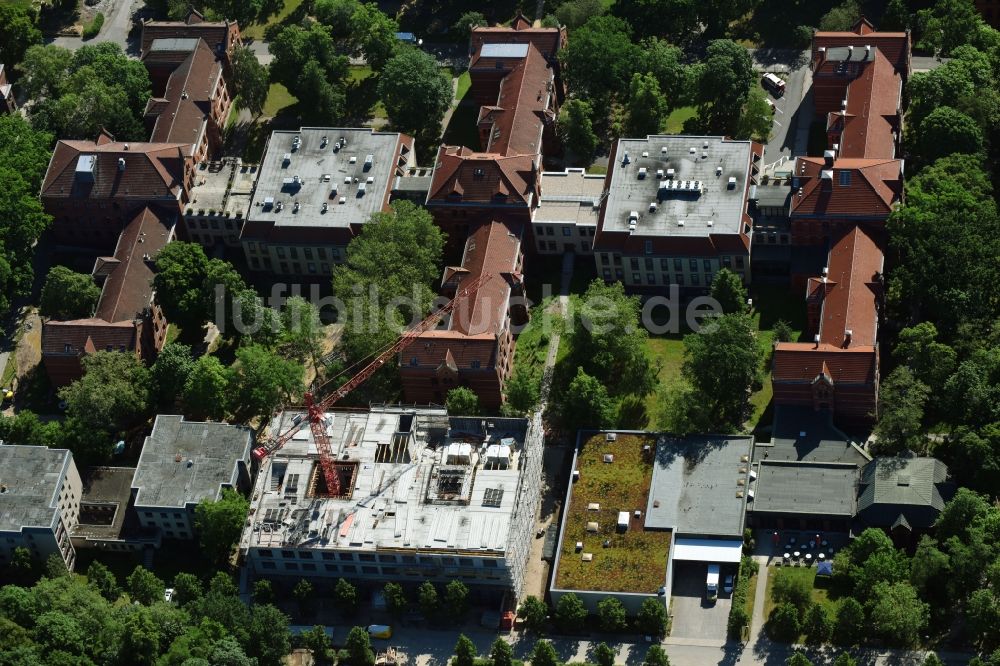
41 319 137 356
41 139 190 202
480 43 553 156
772 343 878 385
94 206 174 323
427 147 536 206
141 9 238 59
813 18 910 76
469 18 563 69
789 157 901 218
832 47 901 159
815 225 884 348
149 39 222 152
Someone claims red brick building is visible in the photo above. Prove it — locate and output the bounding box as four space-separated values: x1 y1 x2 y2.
410 16 564 408
772 226 884 426
400 219 526 409
42 207 174 386
774 19 907 428
140 8 241 88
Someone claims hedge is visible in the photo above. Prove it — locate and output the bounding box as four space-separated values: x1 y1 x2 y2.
83 12 105 39
727 555 758 639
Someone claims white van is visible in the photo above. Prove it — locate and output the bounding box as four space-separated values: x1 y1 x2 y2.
762 73 786 96
706 564 720 602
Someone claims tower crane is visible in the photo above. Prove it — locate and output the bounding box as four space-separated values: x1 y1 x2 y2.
251 273 489 497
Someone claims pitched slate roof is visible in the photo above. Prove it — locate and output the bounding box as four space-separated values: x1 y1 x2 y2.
469 16 563 69
427 147 536 206
41 139 190 202
830 47 901 159
856 457 953 529
94 206 174 323
790 157 902 218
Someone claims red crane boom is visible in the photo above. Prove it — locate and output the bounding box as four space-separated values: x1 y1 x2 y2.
252 274 488 496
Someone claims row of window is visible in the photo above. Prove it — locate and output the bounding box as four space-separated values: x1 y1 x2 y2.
600 254 746 272
189 218 241 232
604 269 718 287
536 225 596 238
259 560 507 580
247 242 342 262
254 548 501 567
754 232 791 245
538 240 590 253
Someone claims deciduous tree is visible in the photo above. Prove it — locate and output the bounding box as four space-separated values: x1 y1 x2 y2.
637 598 668 637
227 344 304 420
231 45 269 118
558 98 598 164
345 625 375 666
518 596 548 632
183 354 230 420
554 593 587 633
151 343 195 409
127 566 165 606
768 602 801 643
531 640 560 666
597 597 627 632
453 635 476 666
642 645 670 666
594 643 615 666
560 15 639 103
626 72 668 136
378 48 452 137
445 387 480 415
873 367 930 454
59 352 151 434
39 267 100 320
695 39 755 135
194 488 250 563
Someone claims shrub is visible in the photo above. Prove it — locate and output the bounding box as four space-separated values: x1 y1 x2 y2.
83 12 105 39
727 556 756 639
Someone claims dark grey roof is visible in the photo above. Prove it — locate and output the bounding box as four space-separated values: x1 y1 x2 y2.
856 457 952 531
132 416 252 509
644 435 753 538
757 405 870 466
749 460 858 517
0 445 73 531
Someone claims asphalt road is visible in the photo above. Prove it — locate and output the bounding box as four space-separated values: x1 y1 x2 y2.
48 0 138 51
669 562 732 641
753 52 812 170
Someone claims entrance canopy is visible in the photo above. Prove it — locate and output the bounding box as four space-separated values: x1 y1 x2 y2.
672 538 743 563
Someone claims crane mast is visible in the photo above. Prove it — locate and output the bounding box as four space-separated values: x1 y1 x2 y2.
253 274 489 496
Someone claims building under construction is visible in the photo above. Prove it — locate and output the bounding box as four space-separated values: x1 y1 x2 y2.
240 405 544 598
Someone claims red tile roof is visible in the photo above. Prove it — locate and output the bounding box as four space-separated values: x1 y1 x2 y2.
94 206 174 324
41 139 190 203
813 225 884 348
427 147 537 205
469 18 563 69
772 343 878 385
480 44 553 156
831 48 901 159
408 219 522 368
149 39 222 152
813 18 910 76
789 157 902 218
41 318 137 356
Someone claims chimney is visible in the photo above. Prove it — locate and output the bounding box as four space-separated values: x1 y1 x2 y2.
118 157 126 171
123 143 129 151
845 329 853 346
814 334 820 349
824 150 835 167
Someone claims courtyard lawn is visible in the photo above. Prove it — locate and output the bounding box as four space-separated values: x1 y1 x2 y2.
454 70 471 103
263 83 297 117
242 0 304 40
643 336 686 430
764 566 840 642
665 106 698 134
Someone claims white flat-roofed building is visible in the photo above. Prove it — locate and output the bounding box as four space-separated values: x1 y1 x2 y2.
241 127 415 276
240 406 544 598
594 135 763 293
533 168 603 255
0 445 82 571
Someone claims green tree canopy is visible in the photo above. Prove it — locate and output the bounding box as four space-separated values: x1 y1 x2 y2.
911 106 984 163
553 593 587 633
866 581 929 646
819 0 861 30
153 242 212 333
597 597 627 632
562 367 616 429
183 354 230 420
39 266 101 320
560 15 639 104
445 387 480 415
558 98 599 164
231 45 269 118
518 596 548 632
642 645 670 666
345 625 375 666
417 581 438 619
710 268 748 314
227 345 304 420
873 366 930 454
151 343 195 409
626 72 668 136
695 39 755 135
453 634 476 666
194 488 250 563
127 566 165 606
594 643 615 666
767 602 801 643
490 638 514 666
377 48 452 137
0 4 41 70
637 598 668 637
531 640 560 666
453 11 487 35
59 351 151 434
612 0 698 42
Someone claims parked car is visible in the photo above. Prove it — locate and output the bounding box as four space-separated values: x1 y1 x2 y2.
723 575 735 594
163 588 176 604
706 564 720 602
762 72 786 96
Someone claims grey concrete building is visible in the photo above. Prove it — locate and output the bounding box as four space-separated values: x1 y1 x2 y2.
240 406 544 600
532 168 603 255
0 445 82 570
132 415 252 540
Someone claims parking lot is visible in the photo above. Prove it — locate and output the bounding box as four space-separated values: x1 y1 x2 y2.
750 49 814 169
668 562 735 640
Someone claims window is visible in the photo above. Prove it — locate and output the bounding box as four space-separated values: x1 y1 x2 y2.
378 554 397 563
321 263 330 273
632 272 641 283
545 227 554 236
338 552 354 561
674 258 682 271
691 274 700 286
359 554 376 562
362 566 378 574
282 550 295 558
308 263 317 274
302 563 316 571
250 257 260 269
645 258 654 270
210 220 219 230
548 241 557 251
660 258 670 270
262 561 276 570
735 256 745 269
703 259 712 272
299 551 313 559
459 558 474 566
289 247 298 259
342 564 357 573
582 241 590 251
562 227 572 236
304 247 313 260
647 273 656 284
630 258 640 270
160 512 167 518
279 262 288 273
839 170 851 186
259 549 273 558
402 555 417 564
722 256 732 268
176 522 185 528
615 268 623 280
144 512 152 518
538 241 547 252
248 241 257 252
276 247 286 258
441 557 456 566
644 240 653 255
483 559 498 568
676 274 684 286
603 269 612 280
284 562 299 571
689 258 698 272
331 248 341 260
317 248 326 259
325 564 338 572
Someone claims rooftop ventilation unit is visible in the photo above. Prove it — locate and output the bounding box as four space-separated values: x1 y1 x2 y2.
702 152 708 159
321 136 329 148
642 151 649 158
621 151 630 165
349 156 357 164
661 146 668 155
821 170 834 180
606 433 617 442
716 166 723 176
603 454 614 463
689 146 697 154
638 167 647 179
364 154 374 171
677 220 685 227
321 202 328 213
628 211 639 224
118 158 125 171
666 168 675 179
703 140 709 149
656 169 664 179
649 202 657 212
292 202 300 213
728 176 737 189
581 552 593 561
366 176 374 184
707 220 714 227
282 153 291 166
339 197 346 204
588 503 601 511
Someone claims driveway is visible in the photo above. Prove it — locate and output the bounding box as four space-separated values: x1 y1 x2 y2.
669 562 733 641
752 50 812 170
48 0 138 52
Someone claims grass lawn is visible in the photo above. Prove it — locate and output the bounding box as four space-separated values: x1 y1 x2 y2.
441 101 481 154
263 83 297 118
643 336 685 430
242 0 304 40
455 71 471 103
347 65 387 119
764 566 839 640
554 433 671 593
744 570 759 624
665 106 698 134
586 164 608 175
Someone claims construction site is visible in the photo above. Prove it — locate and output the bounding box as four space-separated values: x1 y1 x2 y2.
239 405 545 600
